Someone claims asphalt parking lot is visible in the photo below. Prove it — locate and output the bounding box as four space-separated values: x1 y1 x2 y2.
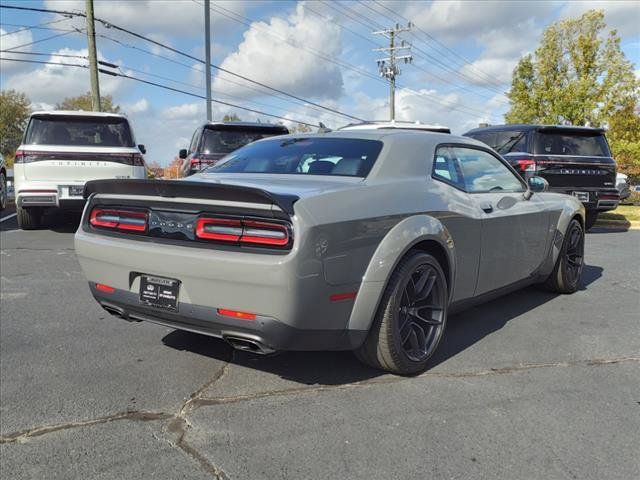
1 208 638 480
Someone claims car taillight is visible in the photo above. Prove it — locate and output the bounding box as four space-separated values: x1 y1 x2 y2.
90 207 148 232
13 150 43 163
132 153 145 166
195 216 290 247
517 159 536 173
190 158 201 166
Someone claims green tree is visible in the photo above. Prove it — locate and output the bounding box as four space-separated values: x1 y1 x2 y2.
0 90 31 162
505 10 639 177
56 91 120 113
222 113 241 122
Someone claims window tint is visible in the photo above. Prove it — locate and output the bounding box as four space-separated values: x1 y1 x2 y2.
207 138 383 177
24 116 134 147
466 130 527 154
534 132 609 156
201 128 287 154
452 147 524 193
432 147 464 189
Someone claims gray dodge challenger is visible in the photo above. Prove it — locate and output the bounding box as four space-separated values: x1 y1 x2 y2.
75 130 585 374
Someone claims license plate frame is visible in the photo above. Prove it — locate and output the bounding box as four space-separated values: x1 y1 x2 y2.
139 275 180 311
572 191 589 203
68 185 84 197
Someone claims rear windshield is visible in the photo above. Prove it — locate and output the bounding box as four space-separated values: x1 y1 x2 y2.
466 130 527 154
24 116 134 147
201 127 288 155
206 137 383 177
534 132 610 156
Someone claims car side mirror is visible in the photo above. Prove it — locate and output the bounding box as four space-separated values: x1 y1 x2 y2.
138 144 146 154
178 149 188 159
527 176 549 193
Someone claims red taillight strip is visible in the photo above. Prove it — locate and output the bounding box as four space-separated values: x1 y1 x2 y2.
195 217 290 247
95 283 115 293
90 208 147 232
330 292 358 302
195 217 242 241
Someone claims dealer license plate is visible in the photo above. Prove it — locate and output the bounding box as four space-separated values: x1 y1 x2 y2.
139 275 180 311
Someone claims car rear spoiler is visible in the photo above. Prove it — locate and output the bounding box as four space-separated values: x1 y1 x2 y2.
83 179 299 215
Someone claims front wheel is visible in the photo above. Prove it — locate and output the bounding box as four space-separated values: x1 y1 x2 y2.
543 218 584 294
355 251 448 375
584 211 598 231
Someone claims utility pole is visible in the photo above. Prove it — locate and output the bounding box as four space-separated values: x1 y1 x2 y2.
204 0 212 121
85 0 101 111
373 23 412 121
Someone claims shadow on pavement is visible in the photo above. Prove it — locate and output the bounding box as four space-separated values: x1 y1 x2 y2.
162 264 603 385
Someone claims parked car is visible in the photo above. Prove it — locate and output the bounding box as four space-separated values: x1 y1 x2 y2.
340 120 450 133
616 172 630 201
179 122 289 177
0 154 6 211
464 124 619 230
13 111 146 229
75 130 585 375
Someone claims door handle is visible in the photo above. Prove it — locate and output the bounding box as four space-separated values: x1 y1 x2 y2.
480 201 493 213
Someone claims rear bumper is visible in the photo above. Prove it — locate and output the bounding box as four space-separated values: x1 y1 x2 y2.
16 182 87 209
90 284 366 351
549 187 619 212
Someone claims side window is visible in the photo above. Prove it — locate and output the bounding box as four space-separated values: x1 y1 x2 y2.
451 147 525 193
189 128 201 153
432 146 464 190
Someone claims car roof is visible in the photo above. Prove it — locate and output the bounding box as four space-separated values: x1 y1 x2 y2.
30 110 128 119
465 124 606 134
340 121 450 133
202 121 288 130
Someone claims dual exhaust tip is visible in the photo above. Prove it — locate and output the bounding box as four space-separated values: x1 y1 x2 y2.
100 304 275 355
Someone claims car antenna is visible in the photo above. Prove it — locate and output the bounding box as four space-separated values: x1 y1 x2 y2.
318 122 332 133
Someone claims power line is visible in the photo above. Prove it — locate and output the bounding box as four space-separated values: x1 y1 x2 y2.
0 16 73 37
2 30 79 52
0 3 365 122
0 56 317 127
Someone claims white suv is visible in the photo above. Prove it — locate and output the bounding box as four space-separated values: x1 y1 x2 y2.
14 111 146 229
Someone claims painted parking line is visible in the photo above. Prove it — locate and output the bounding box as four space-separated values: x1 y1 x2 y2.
0 213 17 223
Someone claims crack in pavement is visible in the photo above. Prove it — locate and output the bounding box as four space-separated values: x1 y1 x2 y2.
0 410 173 445
1 355 636 477
193 356 640 407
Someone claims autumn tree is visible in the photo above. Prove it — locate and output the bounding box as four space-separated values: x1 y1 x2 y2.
164 156 184 179
56 92 121 113
505 10 640 178
289 123 312 133
222 113 241 122
0 90 31 163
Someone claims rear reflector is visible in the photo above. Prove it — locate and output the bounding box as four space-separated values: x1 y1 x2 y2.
96 283 116 293
330 292 358 302
90 207 148 232
195 216 290 247
217 308 256 320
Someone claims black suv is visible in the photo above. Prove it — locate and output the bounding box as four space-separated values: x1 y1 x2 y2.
464 124 619 230
179 122 289 177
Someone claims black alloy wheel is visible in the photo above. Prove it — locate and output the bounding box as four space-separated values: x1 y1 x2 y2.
397 264 446 362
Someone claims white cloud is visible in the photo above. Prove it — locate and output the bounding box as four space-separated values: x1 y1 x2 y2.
43 0 250 38
0 28 34 73
459 58 519 86
212 3 344 100
3 48 128 105
122 98 149 115
560 1 640 37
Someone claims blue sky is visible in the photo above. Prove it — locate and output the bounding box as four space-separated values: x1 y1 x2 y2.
1 0 638 165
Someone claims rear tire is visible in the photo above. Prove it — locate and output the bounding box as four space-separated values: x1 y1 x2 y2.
16 206 43 230
543 218 584 294
355 251 448 375
584 211 598 231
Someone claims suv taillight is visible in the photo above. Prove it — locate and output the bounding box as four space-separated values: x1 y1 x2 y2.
90 207 148 232
13 150 44 163
516 158 536 173
195 216 290 247
132 153 145 167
